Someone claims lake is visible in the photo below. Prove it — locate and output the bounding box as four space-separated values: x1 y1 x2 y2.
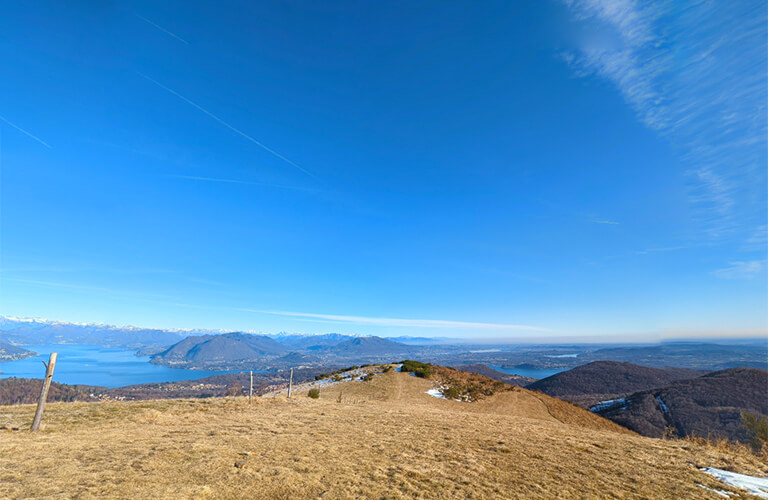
0 345 245 388
488 365 566 380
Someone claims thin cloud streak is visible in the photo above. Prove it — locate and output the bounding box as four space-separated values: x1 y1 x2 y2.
0 262 176 275
170 174 318 192
249 309 550 331
711 260 767 280
138 72 316 179
135 14 189 44
562 0 767 238
744 225 768 252
3 277 174 300
0 114 51 148
635 246 686 255
593 220 619 225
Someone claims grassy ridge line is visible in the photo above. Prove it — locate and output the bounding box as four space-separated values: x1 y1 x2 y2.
1 371 766 499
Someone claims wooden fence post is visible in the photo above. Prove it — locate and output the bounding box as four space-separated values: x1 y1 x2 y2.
287 368 293 398
31 352 58 432
249 371 253 405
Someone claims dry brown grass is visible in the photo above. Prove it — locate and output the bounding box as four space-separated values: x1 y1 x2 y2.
1 370 766 499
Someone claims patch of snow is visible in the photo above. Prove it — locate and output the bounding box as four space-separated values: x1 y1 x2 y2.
700 467 768 499
425 389 447 399
696 483 734 498
425 385 466 402
589 398 627 413
656 395 670 415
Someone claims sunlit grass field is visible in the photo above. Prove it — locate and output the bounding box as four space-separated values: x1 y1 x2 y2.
1 369 765 499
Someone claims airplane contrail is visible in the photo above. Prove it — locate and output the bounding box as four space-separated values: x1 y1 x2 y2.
0 114 52 148
249 309 551 331
170 174 318 192
138 72 316 179
136 14 189 44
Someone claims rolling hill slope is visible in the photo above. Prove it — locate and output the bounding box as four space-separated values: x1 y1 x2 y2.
150 333 412 370
594 367 768 442
1 368 765 499
0 378 105 405
322 336 410 355
269 333 355 350
526 361 705 407
151 332 288 368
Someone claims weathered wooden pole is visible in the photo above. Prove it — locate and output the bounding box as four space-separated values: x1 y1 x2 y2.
249 371 253 405
31 352 58 432
287 368 293 398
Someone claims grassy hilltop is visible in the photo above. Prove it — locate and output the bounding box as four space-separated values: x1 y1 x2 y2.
1 366 766 499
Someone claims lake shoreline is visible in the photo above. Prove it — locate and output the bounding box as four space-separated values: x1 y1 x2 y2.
0 344 250 388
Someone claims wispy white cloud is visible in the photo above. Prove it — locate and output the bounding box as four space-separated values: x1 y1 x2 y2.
561 1 767 238
138 72 316 179
184 277 227 288
170 174 318 192
0 113 51 148
135 14 188 44
0 265 175 275
249 309 549 331
592 219 619 225
711 260 767 280
3 277 174 299
635 246 686 255
744 225 768 252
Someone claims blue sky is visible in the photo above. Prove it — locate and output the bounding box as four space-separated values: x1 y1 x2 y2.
0 1 765 340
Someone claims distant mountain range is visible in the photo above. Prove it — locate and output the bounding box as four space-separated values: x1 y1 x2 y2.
0 316 433 357
0 316 431 371
324 336 410 355
268 333 358 350
0 316 189 350
149 331 418 370
2 315 765 390
151 332 288 366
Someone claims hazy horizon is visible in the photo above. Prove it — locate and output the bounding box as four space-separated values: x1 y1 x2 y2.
1 314 765 345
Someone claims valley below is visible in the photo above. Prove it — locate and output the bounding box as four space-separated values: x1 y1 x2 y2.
1 316 765 388
1 316 766 464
